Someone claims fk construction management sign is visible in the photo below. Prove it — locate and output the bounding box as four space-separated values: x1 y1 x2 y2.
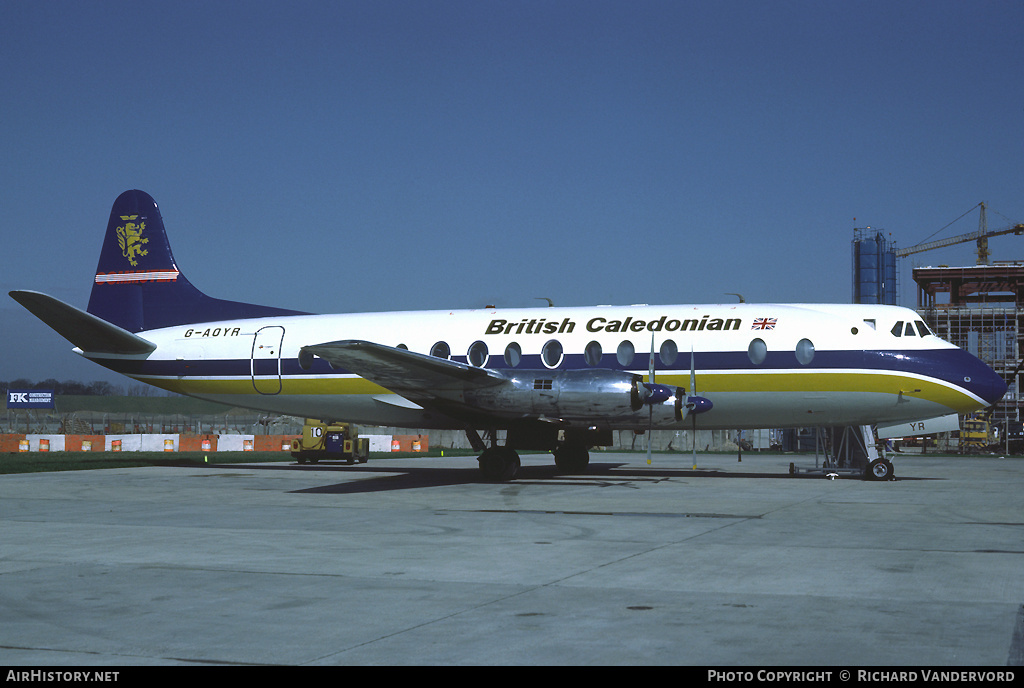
6 390 55 409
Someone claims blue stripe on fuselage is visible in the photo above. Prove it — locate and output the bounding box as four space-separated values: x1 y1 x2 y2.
92 346 1005 405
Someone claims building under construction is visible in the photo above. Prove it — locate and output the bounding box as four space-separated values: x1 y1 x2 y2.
914 263 1022 424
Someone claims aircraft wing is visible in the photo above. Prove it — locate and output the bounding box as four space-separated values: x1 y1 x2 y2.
301 340 507 400
10 290 156 355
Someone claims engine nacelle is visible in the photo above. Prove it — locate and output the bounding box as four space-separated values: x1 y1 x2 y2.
464 369 681 424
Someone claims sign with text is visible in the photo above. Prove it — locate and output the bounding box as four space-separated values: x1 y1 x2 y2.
6 390 55 409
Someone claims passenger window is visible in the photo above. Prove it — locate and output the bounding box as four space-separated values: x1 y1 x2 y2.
468 340 488 367
748 338 767 365
795 338 815 365
541 340 563 368
584 340 603 366
430 341 451 359
504 342 521 367
659 339 679 367
891 322 903 337
617 340 635 367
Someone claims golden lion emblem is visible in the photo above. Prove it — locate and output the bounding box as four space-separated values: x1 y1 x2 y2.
117 215 149 266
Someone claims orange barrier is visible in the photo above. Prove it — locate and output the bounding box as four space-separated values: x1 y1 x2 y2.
179 434 219 452
391 435 429 452
1 434 299 452
64 435 105 451
0 435 26 452
253 435 297 452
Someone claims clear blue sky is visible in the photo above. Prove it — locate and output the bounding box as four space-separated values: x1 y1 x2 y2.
2 0 1022 383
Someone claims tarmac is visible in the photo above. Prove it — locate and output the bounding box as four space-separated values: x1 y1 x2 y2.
1 450 1022 667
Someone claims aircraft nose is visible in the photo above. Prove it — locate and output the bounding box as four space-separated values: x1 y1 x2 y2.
958 352 1008 407
976 365 1008 407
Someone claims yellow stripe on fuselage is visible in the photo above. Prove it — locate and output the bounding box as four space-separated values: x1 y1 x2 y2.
654 371 982 413
138 368 981 414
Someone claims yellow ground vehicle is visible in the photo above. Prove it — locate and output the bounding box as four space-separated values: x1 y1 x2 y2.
960 413 995 452
291 419 369 464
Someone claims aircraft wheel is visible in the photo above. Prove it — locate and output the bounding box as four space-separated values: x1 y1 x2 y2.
554 443 590 474
865 458 895 481
478 447 521 482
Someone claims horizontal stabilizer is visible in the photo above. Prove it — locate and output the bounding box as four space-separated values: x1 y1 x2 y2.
302 340 505 398
10 290 156 355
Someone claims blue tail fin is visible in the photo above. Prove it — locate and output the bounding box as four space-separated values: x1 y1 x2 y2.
87 190 307 332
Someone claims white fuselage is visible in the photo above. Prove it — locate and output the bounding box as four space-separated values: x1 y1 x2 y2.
79 301 1004 431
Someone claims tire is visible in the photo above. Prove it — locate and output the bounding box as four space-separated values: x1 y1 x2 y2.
866 458 894 481
478 447 520 482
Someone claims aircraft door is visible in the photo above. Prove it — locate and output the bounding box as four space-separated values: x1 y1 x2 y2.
251 326 284 394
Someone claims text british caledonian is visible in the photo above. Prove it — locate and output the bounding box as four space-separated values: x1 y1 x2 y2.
485 315 743 336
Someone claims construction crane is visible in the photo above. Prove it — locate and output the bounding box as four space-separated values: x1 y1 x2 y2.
895 202 1024 265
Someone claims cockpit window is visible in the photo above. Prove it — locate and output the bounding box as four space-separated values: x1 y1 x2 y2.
891 320 932 338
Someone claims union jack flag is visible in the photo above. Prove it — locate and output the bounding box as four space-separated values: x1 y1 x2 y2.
751 317 777 330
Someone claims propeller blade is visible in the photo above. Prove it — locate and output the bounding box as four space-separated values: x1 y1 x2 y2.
649 336 656 383
648 335 655 465
691 347 697 470
690 348 697 400
647 405 653 465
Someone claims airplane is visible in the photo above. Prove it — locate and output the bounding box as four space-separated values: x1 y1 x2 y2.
10 190 1008 481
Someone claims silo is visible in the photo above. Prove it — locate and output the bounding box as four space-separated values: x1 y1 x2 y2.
882 246 897 305
852 229 897 304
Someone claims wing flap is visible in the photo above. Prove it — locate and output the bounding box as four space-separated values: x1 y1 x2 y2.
10 290 156 355
302 340 505 398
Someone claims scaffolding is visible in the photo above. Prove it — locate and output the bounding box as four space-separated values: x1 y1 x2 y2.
914 263 1023 424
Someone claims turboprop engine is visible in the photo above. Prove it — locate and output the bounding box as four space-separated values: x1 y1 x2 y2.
463 369 688 424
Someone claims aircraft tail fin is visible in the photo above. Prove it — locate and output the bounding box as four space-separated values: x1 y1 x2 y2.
86 190 307 332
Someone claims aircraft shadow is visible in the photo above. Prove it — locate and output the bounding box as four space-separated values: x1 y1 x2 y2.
183 459 924 495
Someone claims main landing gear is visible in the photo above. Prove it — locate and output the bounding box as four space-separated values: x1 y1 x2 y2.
469 429 591 482
478 446 521 482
